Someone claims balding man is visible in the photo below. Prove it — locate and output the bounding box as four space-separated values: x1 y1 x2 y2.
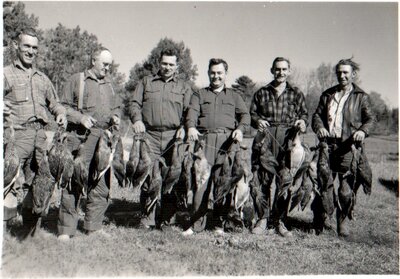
57 47 121 240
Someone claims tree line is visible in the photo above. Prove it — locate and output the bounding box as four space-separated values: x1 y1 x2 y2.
4 2 397 135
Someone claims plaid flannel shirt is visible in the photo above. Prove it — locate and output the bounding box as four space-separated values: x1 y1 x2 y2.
250 82 308 128
3 60 65 127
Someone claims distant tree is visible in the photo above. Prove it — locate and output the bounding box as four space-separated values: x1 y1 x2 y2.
3 1 40 65
369 91 389 122
37 24 104 92
125 37 198 92
232 75 257 108
391 108 398 133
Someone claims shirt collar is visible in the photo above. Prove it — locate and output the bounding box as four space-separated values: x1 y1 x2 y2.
85 69 111 83
265 81 293 93
13 60 42 76
152 72 178 82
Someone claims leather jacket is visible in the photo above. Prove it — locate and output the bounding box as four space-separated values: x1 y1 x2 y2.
312 83 376 141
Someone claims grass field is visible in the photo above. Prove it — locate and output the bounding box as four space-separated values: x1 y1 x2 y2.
2 133 399 276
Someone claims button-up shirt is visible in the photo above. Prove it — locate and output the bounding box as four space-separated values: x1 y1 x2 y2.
186 86 250 133
250 82 308 128
60 69 121 129
128 73 193 130
328 87 352 138
3 60 66 127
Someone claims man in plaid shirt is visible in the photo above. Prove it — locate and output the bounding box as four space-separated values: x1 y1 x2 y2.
3 28 67 234
249 57 308 236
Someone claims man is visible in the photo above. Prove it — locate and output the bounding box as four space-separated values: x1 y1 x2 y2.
3 28 67 234
57 47 121 240
312 58 375 237
128 48 193 230
184 58 250 235
249 57 308 236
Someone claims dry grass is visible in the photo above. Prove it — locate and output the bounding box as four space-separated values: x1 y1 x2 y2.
2 134 398 276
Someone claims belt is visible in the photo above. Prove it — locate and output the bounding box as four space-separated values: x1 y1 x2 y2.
267 121 292 127
199 128 231 134
147 127 178 132
327 137 343 144
21 120 45 130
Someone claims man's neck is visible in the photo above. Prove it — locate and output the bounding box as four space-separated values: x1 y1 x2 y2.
339 83 353 94
211 85 224 93
273 81 287 97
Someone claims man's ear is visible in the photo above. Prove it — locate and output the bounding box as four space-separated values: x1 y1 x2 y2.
12 39 18 50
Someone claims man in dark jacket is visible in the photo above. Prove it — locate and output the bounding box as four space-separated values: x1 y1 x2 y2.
312 58 375 237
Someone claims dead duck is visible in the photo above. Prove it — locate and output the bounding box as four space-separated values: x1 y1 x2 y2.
32 152 56 216
72 143 88 197
145 157 166 214
92 129 116 183
132 138 153 189
112 135 125 187
163 138 185 195
125 135 141 187
4 125 20 197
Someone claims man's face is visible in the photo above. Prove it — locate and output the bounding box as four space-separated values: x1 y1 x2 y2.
336 65 355 87
14 34 38 68
271 61 290 84
208 63 227 89
159 55 178 80
92 50 113 79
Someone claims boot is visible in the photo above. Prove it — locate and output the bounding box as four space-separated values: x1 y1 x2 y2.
277 220 293 237
251 218 267 235
323 213 335 230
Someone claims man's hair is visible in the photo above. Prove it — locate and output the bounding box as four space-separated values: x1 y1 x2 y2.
271 57 291 69
90 47 111 62
208 58 228 71
160 48 179 62
335 57 360 72
13 27 38 41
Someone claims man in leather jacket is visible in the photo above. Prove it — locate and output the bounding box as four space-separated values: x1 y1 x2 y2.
312 58 375 237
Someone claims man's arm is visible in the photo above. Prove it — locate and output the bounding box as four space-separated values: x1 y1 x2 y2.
45 77 66 118
58 75 86 125
358 93 376 137
127 79 145 125
249 90 262 129
234 93 250 134
295 89 309 125
312 93 330 138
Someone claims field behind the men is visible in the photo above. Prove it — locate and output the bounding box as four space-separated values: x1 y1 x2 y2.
2 133 399 276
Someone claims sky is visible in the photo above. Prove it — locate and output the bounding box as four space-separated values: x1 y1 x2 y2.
23 1 398 107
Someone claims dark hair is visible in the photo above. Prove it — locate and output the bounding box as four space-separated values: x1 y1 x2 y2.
208 58 228 71
271 57 291 69
90 47 111 62
335 57 360 72
160 48 179 62
13 27 38 41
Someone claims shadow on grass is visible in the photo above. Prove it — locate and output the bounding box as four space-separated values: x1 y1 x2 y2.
378 178 399 197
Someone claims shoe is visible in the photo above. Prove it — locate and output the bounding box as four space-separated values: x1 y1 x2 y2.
182 228 194 236
323 214 335 230
251 219 267 235
214 227 225 236
277 220 293 237
337 217 350 237
58 234 70 241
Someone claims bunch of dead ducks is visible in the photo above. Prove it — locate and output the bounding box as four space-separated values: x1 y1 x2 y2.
4 123 373 234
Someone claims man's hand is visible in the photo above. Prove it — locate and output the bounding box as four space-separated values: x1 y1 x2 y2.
188 127 202 141
257 119 270 131
294 119 306 133
317 127 330 139
232 129 243 142
176 127 185 140
132 120 146 134
353 130 366 142
56 114 67 129
110 115 121 126
80 115 97 129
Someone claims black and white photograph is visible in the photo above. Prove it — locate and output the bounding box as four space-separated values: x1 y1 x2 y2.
2 1 398 276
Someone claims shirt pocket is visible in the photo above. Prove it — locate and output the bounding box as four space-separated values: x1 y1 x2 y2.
144 89 160 103
201 101 213 115
170 89 184 104
286 101 297 117
222 99 235 117
11 82 29 102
